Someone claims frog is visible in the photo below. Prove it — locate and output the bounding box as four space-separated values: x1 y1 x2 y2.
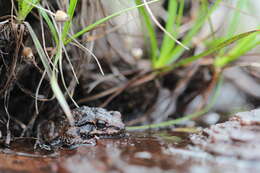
36 106 125 150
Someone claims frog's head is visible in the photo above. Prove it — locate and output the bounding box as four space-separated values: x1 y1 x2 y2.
91 109 125 136
96 109 125 130
73 106 125 136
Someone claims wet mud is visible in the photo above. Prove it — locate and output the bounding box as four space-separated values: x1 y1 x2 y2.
0 128 259 173
1 110 260 173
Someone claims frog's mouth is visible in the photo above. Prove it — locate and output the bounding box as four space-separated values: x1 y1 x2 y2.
89 124 125 137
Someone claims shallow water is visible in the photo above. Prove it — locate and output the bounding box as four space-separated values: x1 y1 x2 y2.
0 130 260 173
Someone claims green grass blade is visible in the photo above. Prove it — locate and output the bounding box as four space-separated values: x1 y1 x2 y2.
65 0 160 45
226 0 246 37
25 22 74 125
171 30 260 69
50 74 74 125
135 0 158 62
218 0 246 56
176 0 185 29
154 0 222 68
214 33 260 67
25 22 52 77
143 0 189 50
18 0 40 21
158 0 178 63
62 0 78 41
39 8 59 44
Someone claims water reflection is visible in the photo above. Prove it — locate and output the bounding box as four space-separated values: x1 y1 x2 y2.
0 131 259 173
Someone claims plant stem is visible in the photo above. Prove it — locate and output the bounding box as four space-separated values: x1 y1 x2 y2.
126 75 223 130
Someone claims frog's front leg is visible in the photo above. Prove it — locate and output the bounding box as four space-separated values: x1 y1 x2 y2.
35 120 58 150
61 126 96 149
64 138 97 149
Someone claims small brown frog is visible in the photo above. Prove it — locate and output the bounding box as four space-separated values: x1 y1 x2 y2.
37 106 125 150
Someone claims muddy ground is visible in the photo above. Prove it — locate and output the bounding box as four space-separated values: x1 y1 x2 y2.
0 132 259 173
1 109 260 173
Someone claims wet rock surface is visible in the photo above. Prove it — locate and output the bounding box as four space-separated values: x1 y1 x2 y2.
1 109 260 173
191 109 260 161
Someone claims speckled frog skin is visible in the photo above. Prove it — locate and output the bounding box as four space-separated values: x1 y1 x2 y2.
37 106 125 150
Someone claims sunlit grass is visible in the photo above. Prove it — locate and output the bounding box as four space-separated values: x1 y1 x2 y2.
213 0 260 68
17 0 40 21
137 0 222 69
135 0 158 61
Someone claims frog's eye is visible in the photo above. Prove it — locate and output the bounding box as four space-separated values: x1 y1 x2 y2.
97 120 106 129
